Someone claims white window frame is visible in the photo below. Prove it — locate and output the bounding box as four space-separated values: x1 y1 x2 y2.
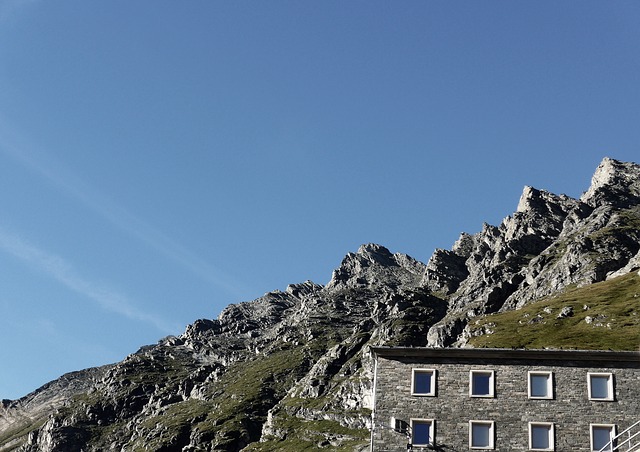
469 420 495 449
410 418 435 448
469 370 495 398
588 372 614 401
411 368 437 396
528 371 554 399
590 424 616 451
390 416 409 434
529 422 555 451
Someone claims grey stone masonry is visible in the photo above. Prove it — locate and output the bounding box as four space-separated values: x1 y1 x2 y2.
371 347 640 452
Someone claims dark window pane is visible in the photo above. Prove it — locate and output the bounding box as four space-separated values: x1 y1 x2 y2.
414 372 432 394
394 419 409 434
531 425 550 449
413 421 431 445
472 373 491 395
592 427 613 451
472 423 491 447
531 374 549 398
591 376 610 399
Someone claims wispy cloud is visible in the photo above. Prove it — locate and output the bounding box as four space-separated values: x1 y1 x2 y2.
0 226 179 334
0 119 250 300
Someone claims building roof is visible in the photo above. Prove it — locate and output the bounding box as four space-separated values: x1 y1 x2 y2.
371 346 640 364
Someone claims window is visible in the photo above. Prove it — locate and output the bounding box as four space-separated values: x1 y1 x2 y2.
529 422 554 451
470 370 495 397
411 368 436 396
469 420 495 449
591 424 616 451
411 419 434 447
390 417 409 434
528 371 553 399
588 373 614 401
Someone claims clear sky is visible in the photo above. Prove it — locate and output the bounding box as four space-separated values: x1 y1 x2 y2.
0 1 639 400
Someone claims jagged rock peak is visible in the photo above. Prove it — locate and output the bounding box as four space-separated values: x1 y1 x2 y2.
332 244 397 273
581 157 640 208
516 186 575 214
285 280 323 298
502 186 580 246
452 232 475 258
326 243 425 290
355 243 396 264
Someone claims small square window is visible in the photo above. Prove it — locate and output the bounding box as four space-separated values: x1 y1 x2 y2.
411 419 434 447
412 369 436 396
469 420 495 449
529 422 554 451
390 417 409 434
470 370 495 397
591 424 616 451
528 371 553 399
588 373 614 401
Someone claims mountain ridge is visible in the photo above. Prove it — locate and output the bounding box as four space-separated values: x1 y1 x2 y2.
1 157 639 451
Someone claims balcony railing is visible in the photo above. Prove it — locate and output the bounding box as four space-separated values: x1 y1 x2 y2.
599 420 640 452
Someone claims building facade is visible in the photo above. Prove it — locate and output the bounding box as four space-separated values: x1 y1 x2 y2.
370 347 640 451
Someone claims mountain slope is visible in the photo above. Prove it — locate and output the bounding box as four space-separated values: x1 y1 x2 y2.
466 271 640 350
1 157 639 452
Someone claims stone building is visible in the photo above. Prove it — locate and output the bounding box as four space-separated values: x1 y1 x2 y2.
370 347 640 451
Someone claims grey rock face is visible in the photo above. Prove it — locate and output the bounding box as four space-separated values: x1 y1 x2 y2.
581 157 640 208
2 157 639 451
327 243 426 291
425 158 640 346
3 244 443 452
423 248 469 294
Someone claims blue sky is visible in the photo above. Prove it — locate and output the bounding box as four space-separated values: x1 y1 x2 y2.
0 1 639 399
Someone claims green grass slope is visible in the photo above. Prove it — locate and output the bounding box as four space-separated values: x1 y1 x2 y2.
467 271 640 350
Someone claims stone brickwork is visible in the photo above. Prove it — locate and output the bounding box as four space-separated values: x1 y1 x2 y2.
371 348 640 451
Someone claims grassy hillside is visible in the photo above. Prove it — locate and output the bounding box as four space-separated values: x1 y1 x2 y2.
467 271 640 350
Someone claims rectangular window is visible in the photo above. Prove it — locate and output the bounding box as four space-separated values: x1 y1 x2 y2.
528 371 553 399
588 373 614 401
390 417 409 434
470 370 495 397
529 422 554 451
411 369 436 396
591 424 616 451
411 419 434 447
469 420 495 449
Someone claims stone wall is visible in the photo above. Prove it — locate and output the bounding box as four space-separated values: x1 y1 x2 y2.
371 348 640 451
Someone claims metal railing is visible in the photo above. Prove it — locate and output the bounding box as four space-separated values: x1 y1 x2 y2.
599 420 640 452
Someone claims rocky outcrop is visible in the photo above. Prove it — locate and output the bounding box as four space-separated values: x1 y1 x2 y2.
1 157 639 451
581 157 640 208
0 367 109 452
424 158 640 345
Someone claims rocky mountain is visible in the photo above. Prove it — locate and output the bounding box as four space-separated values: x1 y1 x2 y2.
1 157 639 451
